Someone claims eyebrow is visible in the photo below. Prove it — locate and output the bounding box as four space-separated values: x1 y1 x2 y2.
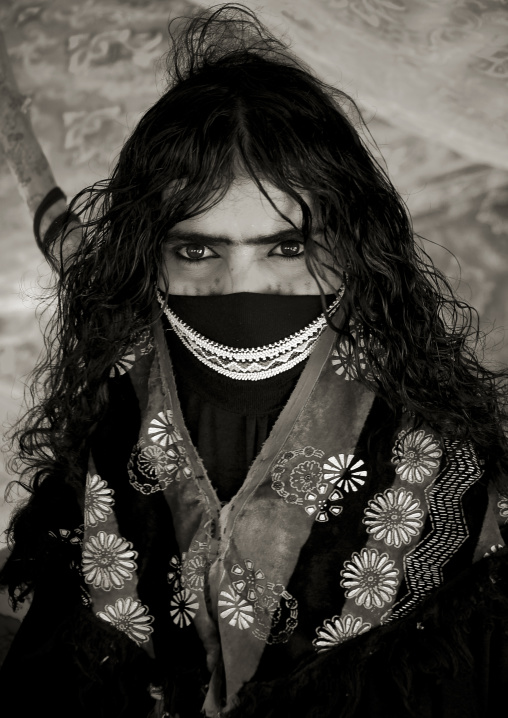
165 227 309 247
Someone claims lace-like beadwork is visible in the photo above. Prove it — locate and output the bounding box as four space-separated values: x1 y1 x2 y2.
156 287 344 381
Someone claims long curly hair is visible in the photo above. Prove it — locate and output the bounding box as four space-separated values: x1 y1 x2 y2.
2 3 508 603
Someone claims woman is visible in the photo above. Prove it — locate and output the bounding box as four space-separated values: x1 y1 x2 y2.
1 5 507 717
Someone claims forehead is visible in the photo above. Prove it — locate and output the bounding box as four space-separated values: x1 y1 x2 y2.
166 178 312 241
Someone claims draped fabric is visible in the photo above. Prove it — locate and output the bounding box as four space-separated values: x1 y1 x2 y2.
273 0 508 171
76 306 506 717
160 292 332 503
1 0 508 532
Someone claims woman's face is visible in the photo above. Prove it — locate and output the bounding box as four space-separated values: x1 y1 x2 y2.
160 179 340 295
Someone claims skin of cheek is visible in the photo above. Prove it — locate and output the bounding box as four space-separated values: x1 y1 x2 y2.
160 258 339 295
159 178 342 295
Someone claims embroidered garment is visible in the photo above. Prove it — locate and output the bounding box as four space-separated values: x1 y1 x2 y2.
161 292 337 503
3 193 506 718
78 306 506 717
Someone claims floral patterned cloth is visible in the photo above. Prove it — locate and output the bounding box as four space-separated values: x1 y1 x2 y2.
79 313 506 717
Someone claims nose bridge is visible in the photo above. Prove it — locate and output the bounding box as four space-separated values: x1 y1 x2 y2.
224 249 265 293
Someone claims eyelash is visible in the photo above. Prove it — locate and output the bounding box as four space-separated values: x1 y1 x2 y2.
172 242 305 264
273 246 305 262
172 246 217 264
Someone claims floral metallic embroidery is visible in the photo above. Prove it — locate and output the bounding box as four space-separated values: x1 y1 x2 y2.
340 548 399 610
391 429 442 483
271 447 359 520
271 446 325 506
289 460 323 493
167 554 183 592
84 473 115 528
128 439 192 495
304 483 343 522
222 560 299 644
108 329 153 378
97 597 153 645
82 531 138 591
331 339 366 381
497 494 508 521
148 410 182 447
109 352 135 378
312 614 372 652
331 327 385 382
170 588 199 627
251 583 298 644
218 587 255 629
182 553 209 592
231 559 266 601
387 439 482 623
363 488 424 547
323 454 367 492
137 445 171 479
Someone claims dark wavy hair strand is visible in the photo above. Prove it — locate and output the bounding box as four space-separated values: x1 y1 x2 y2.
2 3 507 610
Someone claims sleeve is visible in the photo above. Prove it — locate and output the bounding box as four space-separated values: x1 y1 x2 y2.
0 551 159 718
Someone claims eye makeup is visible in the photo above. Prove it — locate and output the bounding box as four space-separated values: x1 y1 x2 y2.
170 240 305 264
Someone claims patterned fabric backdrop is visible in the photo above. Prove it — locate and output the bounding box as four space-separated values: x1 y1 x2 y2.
0 0 507 539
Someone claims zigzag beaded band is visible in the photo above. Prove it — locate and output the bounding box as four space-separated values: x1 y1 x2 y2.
156 287 344 381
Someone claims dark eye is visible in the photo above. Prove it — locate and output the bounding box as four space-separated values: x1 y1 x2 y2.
174 244 218 261
182 244 205 259
272 240 304 258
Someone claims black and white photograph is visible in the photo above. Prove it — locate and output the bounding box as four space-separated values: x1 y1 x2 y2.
0 2 507 716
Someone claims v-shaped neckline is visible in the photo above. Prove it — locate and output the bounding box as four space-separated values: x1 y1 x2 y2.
153 315 340 524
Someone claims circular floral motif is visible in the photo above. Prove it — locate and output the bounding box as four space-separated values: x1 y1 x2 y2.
497 495 508 521
218 586 255 629
161 446 187 476
170 588 199 627
109 352 135 378
226 561 298 644
363 488 424 547
129 441 191 494
253 593 280 628
304 483 343 522
289 460 323 493
312 614 372 652
167 554 183 591
331 328 385 381
271 447 326 505
323 454 367 492
82 531 138 591
391 429 442 483
182 554 209 592
231 559 266 601
252 587 299 645
137 445 172 480
331 336 366 381
97 597 153 645
84 473 115 528
340 548 399 610
148 410 182 448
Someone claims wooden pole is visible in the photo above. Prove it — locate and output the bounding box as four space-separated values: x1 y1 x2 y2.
0 30 69 246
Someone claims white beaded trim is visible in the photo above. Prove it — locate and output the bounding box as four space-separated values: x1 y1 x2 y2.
156 287 344 381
